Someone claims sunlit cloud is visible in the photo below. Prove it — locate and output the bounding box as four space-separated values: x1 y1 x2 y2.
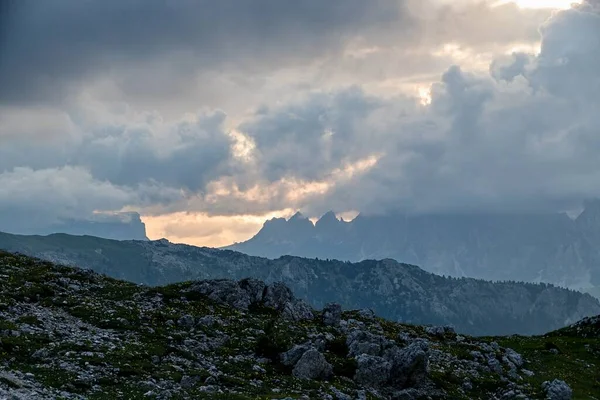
492 0 581 9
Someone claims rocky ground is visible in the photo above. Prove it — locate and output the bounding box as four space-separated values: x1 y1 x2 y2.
0 251 598 399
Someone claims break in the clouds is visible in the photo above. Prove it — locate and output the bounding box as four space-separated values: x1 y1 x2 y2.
1 0 599 244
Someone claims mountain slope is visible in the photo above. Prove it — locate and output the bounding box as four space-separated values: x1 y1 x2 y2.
1 232 599 336
1 252 597 399
226 204 600 295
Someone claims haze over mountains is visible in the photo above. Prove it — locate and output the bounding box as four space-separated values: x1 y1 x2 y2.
227 201 600 298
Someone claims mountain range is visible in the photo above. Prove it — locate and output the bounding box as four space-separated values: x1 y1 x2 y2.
226 201 600 298
0 231 598 336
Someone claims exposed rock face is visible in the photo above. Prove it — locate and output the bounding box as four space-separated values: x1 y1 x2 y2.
2 232 599 336
0 252 596 399
189 279 301 314
190 279 254 310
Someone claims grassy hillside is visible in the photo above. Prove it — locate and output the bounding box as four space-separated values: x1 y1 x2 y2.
1 251 598 399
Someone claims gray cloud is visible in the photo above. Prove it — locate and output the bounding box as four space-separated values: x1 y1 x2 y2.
216 2 600 217
0 0 553 109
0 0 407 104
1 0 598 237
0 166 183 233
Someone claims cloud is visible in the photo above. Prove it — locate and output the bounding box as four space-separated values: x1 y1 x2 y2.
0 0 553 111
0 166 183 233
215 1 600 216
0 0 409 104
2 1 599 242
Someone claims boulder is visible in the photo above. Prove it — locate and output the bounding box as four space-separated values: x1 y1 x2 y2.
282 300 315 321
354 354 392 386
346 329 395 357
190 280 252 310
323 303 342 327
177 314 195 329
280 344 311 367
292 349 333 380
263 282 294 311
542 380 573 400
505 348 524 368
385 340 429 388
425 326 455 338
238 278 267 304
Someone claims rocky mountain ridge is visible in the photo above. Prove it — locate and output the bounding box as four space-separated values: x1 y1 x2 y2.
1 251 598 399
226 202 600 297
0 232 599 336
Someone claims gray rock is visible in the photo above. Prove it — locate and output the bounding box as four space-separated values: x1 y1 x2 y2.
196 315 219 327
238 278 267 304
385 340 429 388
347 329 394 357
190 280 252 310
0 372 26 388
180 375 201 388
354 354 392 386
357 309 375 320
282 300 314 321
177 314 195 328
280 344 311 367
322 303 342 327
330 387 352 400
542 380 573 400
505 348 524 368
292 349 332 380
263 282 294 311
425 326 455 338
487 357 503 374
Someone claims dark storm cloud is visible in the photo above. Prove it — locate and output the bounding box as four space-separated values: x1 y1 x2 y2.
0 0 407 104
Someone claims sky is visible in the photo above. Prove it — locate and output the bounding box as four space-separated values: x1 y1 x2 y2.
2 0 600 247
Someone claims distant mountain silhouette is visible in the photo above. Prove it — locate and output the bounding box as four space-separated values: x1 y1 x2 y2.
0 211 148 241
226 202 600 298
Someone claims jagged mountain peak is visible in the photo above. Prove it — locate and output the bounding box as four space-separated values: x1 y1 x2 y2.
228 203 600 295
576 198 600 228
315 211 339 226
289 211 309 221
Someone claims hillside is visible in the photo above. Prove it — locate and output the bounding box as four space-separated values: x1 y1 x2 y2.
226 203 600 296
0 232 599 336
1 252 598 399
